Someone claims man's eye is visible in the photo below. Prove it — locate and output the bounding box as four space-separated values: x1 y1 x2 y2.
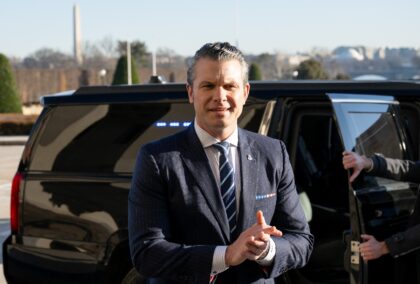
224 84 236 90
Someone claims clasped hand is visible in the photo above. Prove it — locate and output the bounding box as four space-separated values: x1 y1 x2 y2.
225 210 282 266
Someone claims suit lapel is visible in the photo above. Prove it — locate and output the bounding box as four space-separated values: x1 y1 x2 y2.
181 127 230 242
237 130 259 234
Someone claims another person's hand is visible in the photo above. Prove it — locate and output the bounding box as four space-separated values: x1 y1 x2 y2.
342 151 373 182
359 234 389 261
225 210 282 266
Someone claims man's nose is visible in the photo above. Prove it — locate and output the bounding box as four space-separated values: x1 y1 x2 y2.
214 87 227 101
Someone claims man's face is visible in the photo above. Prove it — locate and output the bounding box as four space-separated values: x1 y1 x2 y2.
187 58 250 140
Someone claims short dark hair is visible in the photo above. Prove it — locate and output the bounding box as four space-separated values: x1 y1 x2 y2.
187 42 249 86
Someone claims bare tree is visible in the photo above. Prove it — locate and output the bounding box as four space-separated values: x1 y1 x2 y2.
82 37 118 70
22 48 75 69
98 36 118 58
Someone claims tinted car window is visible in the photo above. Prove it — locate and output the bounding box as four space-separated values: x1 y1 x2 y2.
29 101 267 173
399 102 420 159
30 103 194 173
334 103 404 159
239 102 267 133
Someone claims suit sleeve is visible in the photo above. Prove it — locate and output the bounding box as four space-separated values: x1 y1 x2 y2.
128 146 214 283
386 223 420 257
370 156 420 258
268 141 314 278
371 154 420 183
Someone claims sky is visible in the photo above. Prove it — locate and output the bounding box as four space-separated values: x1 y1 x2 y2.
2 0 420 58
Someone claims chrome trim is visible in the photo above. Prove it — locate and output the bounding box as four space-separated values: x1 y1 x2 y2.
258 100 276 136
330 98 399 105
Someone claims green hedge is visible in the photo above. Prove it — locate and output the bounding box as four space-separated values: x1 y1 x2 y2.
0 114 38 135
0 54 22 113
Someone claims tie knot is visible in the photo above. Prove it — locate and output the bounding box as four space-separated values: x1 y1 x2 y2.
214 142 230 154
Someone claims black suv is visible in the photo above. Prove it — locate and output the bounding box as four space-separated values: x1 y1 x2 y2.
3 81 420 284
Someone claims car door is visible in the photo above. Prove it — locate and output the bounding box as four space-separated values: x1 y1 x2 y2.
270 97 352 284
328 93 418 284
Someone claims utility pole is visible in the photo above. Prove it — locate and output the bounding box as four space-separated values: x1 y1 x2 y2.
127 41 132 85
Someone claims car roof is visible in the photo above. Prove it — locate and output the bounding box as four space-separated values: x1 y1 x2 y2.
41 80 420 106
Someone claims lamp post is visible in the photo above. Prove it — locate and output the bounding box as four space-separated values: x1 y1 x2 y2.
98 69 107 85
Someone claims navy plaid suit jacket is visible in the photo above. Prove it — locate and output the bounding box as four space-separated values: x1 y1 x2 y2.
128 125 313 283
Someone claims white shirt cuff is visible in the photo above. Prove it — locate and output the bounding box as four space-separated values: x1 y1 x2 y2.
211 246 229 275
256 237 276 266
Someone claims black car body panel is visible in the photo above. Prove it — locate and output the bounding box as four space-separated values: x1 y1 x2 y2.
3 80 420 284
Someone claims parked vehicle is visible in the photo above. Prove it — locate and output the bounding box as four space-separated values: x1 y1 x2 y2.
3 81 420 283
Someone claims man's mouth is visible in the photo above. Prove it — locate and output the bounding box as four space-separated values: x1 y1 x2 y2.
210 106 230 112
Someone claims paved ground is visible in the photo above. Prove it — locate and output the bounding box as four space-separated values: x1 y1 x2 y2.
0 142 25 284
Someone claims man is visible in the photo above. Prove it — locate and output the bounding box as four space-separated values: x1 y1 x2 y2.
343 150 420 282
129 42 313 283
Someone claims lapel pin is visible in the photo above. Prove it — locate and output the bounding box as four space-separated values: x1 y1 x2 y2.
247 154 253 161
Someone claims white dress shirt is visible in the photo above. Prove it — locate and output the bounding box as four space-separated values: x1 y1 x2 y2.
194 121 275 275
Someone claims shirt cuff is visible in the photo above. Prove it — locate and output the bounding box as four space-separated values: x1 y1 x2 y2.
366 157 374 172
211 246 229 275
256 237 276 266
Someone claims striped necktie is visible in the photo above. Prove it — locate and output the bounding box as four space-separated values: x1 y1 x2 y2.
213 142 237 236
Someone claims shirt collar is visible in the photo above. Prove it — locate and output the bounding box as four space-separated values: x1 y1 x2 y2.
194 120 239 148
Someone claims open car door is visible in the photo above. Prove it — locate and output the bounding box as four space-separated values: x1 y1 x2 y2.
328 94 418 284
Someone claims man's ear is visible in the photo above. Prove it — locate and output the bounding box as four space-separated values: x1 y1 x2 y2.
243 82 250 103
186 84 194 103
